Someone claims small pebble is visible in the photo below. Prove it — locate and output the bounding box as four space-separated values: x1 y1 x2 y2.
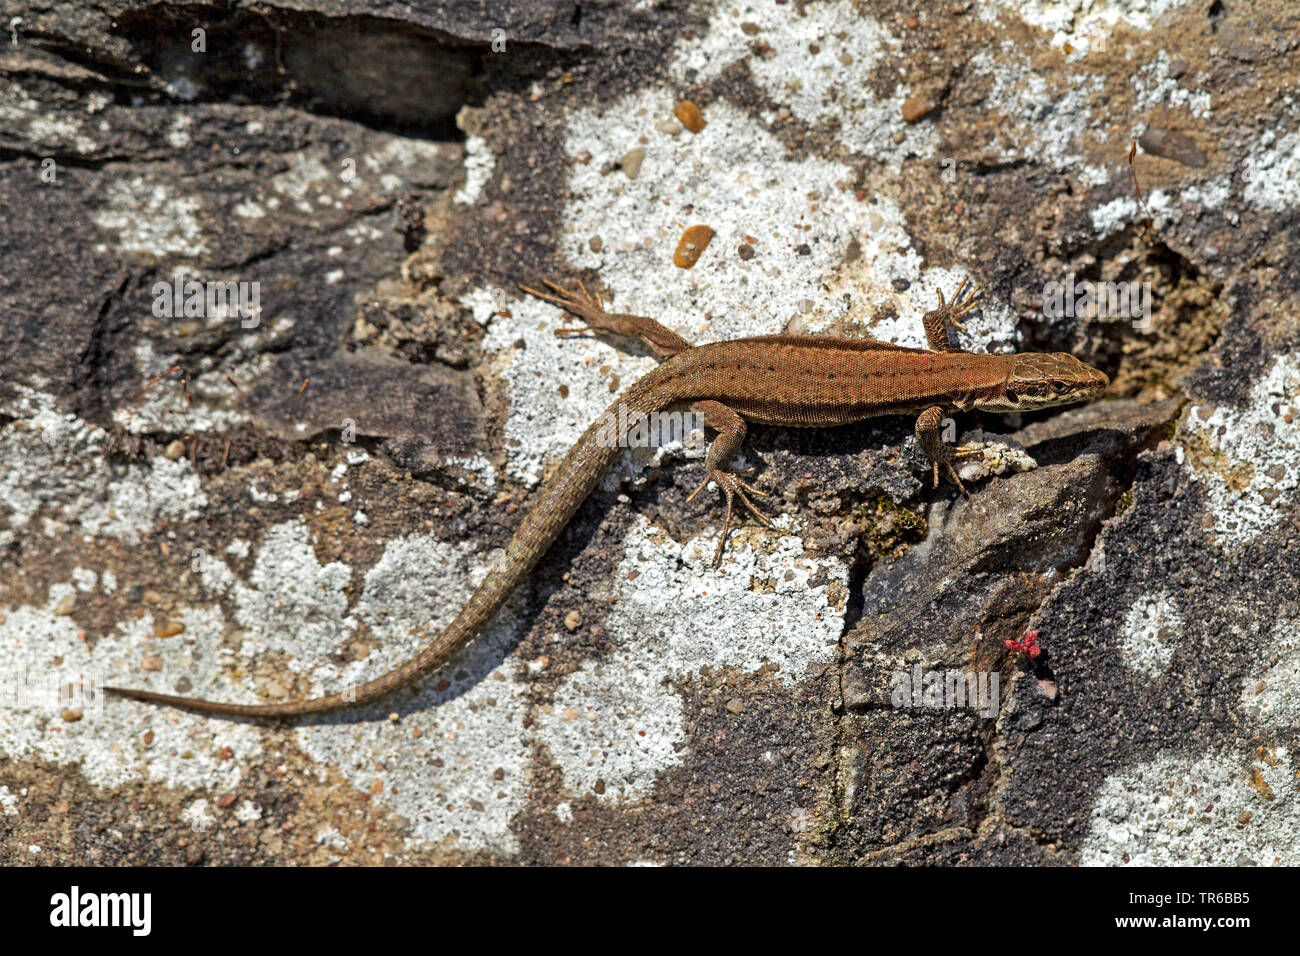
673 224 715 268
901 96 936 123
163 439 187 461
61 709 83 722
588 236 603 253
725 698 744 715
564 610 582 632
738 243 756 260
674 100 706 133
1138 127 1207 168
141 656 163 672
620 148 646 179
155 620 185 639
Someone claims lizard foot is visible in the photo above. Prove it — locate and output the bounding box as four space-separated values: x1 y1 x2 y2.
520 279 609 335
931 445 987 499
930 442 984 496
522 280 692 359
686 469 774 567
928 275 982 338
932 461 971 498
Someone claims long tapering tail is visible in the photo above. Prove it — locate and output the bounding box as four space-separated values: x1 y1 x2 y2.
104 373 676 719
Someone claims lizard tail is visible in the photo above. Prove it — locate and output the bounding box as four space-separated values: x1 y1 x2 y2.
102 571 518 718
104 375 676 720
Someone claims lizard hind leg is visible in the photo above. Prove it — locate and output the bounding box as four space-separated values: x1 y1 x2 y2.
687 400 775 567
520 278 606 329
521 278 691 358
916 405 978 499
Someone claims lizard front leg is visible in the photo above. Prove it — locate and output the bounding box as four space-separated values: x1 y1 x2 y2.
915 405 982 497
522 279 692 359
922 276 981 352
685 400 774 566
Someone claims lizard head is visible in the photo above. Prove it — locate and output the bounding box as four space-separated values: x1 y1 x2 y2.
977 352 1109 412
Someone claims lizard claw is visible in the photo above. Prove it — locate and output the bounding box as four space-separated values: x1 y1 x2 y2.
687 469 775 567
932 460 972 498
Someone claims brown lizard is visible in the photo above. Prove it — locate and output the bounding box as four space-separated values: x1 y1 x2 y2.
104 277 1108 718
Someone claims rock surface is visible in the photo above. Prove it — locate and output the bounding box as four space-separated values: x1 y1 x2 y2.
0 0 1297 864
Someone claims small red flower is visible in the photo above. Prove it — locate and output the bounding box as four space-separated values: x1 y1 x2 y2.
1005 629 1042 658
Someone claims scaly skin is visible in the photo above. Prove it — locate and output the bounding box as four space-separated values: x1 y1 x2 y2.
104 278 1108 718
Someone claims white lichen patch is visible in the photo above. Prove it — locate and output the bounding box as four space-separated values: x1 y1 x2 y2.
1130 48 1212 119
8 514 532 853
1240 617 1300 727
1081 746 1300 865
468 287 657 487
442 454 498 490
453 135 495 205
1085 605 1300 866
91 176 209 259
269 153 347 214
182 798 216 832
0 387 207 543
979 0 1194 53
0 80 100 154
534 515 846 802
1183 353 1300 544
969 46 1109 185
293 532 529 855
0 785 19 816
1118 592 1181 679
363 136 455 192
0 585 260 791
109 343 263 433
191 520 358 696
671 0 936 169
561 88 1012 348
1243 128 1300 212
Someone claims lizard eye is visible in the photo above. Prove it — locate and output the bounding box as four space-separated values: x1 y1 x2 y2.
1050 380 1070 394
